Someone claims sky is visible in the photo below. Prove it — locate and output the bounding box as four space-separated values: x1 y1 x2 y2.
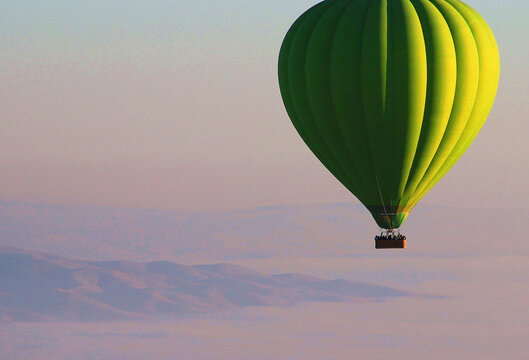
1 0 528 211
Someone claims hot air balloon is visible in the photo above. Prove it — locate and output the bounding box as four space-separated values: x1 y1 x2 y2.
278 0 499 248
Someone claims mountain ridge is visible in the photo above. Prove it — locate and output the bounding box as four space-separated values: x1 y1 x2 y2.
0 245 423 322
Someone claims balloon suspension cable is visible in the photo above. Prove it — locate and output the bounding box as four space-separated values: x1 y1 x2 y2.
374 174 392 230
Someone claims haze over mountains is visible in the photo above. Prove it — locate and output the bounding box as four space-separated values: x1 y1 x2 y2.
0 246 421 322
2 201 528 359
0 200 526 265
0 200 524 322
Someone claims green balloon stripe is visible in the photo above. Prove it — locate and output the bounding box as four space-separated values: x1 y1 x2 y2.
306 0 373 200
280 1 365 198
403 0 479 211
385 0 428 205
408 0 500 210
331 0 380 206
278 5 343 183
360 0 393 211
400 0 457 205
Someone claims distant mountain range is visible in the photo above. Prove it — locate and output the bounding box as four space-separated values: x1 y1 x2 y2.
0 246 424 322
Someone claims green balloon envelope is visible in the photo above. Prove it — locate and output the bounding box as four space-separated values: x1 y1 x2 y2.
278 0 499 229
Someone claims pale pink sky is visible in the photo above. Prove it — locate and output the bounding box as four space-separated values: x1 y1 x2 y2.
1 0 528 211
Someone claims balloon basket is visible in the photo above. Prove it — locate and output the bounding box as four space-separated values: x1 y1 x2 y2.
374 229 406 249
